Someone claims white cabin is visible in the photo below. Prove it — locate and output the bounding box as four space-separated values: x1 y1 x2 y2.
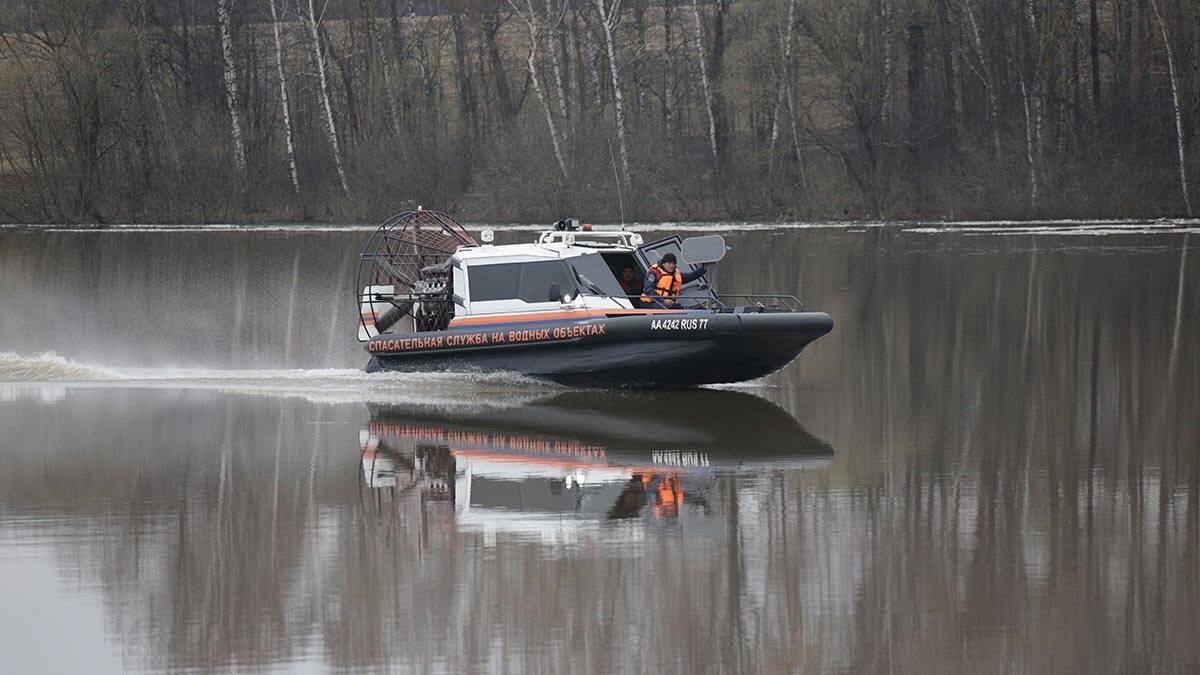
450 230 648 319
359 228 711 340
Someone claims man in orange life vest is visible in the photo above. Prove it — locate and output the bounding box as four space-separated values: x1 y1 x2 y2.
641 252 706 309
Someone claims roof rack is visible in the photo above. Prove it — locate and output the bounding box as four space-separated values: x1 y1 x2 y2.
537 230 643 247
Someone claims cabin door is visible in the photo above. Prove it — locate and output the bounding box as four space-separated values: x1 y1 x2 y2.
635 236 717 307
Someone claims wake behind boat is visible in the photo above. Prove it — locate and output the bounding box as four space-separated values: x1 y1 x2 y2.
356 210 832 387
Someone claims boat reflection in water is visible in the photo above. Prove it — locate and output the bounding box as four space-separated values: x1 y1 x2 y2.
357 389 832 545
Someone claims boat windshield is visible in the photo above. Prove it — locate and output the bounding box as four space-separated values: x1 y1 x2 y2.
567 253 627 299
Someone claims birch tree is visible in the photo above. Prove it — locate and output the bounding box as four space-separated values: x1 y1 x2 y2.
594 0 630 189
2 0 1198 224
769 0 797 171
509 0 570 180
583 13 604 109
267 0 300 195
961 0 1001 159
1022 0 1043 209
690 0 719 164
1148 0 1192 217
544 0 570 131
1020 79 1039 208
662 2 676 137
216 0 246 174
305 0 350 195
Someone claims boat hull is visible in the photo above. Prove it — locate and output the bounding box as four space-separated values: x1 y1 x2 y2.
365 311 833 387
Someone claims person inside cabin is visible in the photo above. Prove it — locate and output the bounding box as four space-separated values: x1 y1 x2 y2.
641 253 705 309
618 266 642 301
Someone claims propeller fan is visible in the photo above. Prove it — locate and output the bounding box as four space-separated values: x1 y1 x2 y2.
356 210 477 335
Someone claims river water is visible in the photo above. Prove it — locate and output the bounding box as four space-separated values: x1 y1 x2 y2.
0 222 1197 671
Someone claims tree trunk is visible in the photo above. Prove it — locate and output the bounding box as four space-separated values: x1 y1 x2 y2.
322 26 360 141
544 0 570 132
513 0 570 180
878 0 892 128
483 6 517 127
1088 0 1101 117
384 0 406 137
1113 0 1132 125
663 2 675 137
1135 0 1150 108
177 0 194 109
595 0 630 189
1148 0 1193 216
561 11 578 123
390 0 405 58
1024 0 1044 178
708 0 730 162
216 0 246 174
305 0 350 195
355 0 375 131
785 83 807 191
570 12 589 116
769 0 796 166
133 2 154 191
583 13 604 108
934 0 957 141
963 2 1000 159
1021 78 1039 210
690 0 718 164
907 22 926 161
451 12 478 141
268 0 300 195
633 0 647 124
1069 1 1083 144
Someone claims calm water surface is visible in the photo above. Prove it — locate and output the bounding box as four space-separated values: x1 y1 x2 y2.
0 223 1197 672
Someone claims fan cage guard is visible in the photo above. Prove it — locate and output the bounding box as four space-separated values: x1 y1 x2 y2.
356 210 477 335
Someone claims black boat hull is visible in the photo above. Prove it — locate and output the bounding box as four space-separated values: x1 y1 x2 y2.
366 310 833 387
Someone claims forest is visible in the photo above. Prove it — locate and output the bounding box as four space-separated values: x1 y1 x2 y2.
0 0 1197 224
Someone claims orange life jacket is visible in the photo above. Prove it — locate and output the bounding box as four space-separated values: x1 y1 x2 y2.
641 264 682 303
653 476 684 517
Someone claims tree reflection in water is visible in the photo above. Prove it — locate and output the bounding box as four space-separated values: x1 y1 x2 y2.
0 227 1196 671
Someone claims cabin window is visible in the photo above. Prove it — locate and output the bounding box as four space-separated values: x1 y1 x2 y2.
569 253 628 298
452 264 467 312
468 261 577 303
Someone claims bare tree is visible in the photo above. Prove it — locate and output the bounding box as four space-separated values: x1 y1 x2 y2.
582 12 604 109
690 0 718 164
267 0 300 195
1020 78 1039 209
510 0 570 180
961 0 1001 160
217 0 247 174
1021 0 1043 209
544 0 570 131
0 0 1197 224
662 2 676 137
594 0 630 189
769 0 797 170
305 0 350 195
1148 0 1192 217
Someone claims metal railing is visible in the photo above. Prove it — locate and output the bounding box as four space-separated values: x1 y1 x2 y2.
359 290 804 311
601 293 804 312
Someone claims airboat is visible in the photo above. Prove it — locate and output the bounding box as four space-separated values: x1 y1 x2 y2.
355 209 832 387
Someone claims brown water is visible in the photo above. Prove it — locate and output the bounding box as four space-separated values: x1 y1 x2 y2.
0 223 1197 671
